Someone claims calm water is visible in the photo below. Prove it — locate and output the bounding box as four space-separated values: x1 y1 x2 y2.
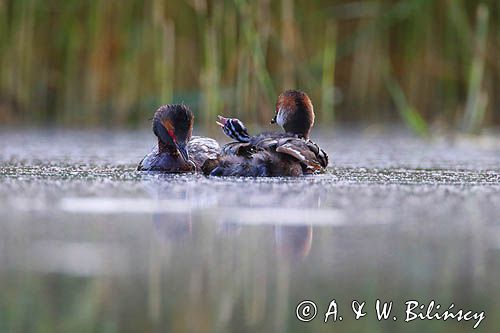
0 128 499 333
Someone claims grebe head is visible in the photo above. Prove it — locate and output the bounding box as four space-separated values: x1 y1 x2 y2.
216 115 251 143
271 90 315 139
153 104 193 161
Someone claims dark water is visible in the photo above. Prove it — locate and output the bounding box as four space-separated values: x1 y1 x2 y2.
0 128 499 333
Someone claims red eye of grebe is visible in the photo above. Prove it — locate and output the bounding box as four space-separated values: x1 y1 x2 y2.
167 128 177 143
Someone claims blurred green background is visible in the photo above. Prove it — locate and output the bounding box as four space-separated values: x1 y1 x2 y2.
0 0 498 133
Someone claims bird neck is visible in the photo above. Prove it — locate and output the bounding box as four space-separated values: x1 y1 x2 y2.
283 120 311 140
158 138 178 155
279 105 313 140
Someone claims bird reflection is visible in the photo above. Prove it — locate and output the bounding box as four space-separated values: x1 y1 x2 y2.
216 219 314 260
153 212 192 240
140 175 199 241
141 175 316 260
274 225 313 260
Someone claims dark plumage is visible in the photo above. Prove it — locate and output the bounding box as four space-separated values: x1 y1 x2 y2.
202 90 328 177
208 150 304 177
138 104 220 172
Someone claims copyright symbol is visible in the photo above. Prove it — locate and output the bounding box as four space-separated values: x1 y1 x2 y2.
295 300 317 322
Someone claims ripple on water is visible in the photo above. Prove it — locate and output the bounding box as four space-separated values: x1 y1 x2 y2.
1 162 499 185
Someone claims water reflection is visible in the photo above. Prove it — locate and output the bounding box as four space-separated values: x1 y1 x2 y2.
274 225 313 260
148 182 315 261
153 212 193 240
1 127 499 332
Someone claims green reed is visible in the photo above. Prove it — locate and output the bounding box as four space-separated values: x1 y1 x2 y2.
462 4 489 133
0 0 498 133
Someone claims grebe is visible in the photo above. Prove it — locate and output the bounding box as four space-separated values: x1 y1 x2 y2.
138 104 220 172
203 90 328 176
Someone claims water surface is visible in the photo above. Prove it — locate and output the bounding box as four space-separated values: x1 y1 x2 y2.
0 128 499 332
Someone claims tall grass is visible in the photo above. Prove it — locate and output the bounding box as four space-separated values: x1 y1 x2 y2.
0 0 498 133
462 4 489 133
